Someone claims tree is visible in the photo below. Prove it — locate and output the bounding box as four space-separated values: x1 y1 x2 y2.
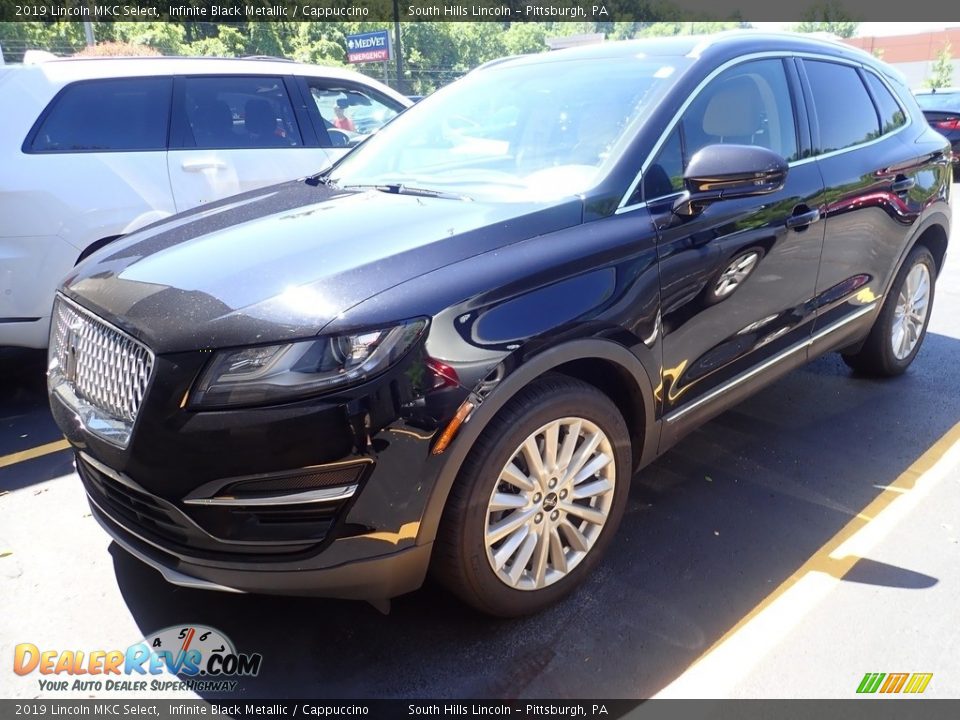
74 41 161 57
108 23 185 55
924 43 954 90
792 21 859 38
791 0 859 38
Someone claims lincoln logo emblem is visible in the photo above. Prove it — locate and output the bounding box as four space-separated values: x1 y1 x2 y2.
64 328 81 383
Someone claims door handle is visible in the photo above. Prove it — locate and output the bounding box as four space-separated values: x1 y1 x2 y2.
785 207 821 230
181 160 227 172
891 175 916 194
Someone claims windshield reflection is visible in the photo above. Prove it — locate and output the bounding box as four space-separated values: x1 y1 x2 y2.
329 56 690 202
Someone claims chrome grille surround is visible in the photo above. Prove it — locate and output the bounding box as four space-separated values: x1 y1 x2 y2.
48 294 155 447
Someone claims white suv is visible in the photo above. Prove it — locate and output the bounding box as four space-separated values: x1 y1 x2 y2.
0 56 409 348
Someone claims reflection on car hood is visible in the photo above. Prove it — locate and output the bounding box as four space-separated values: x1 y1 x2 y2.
62 180 582 353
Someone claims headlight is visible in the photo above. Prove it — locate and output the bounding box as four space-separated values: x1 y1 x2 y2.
190 319 427 407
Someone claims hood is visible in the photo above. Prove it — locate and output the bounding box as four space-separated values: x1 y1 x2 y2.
62 180 583 353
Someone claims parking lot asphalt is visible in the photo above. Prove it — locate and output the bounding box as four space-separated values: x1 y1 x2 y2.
2 193 959 700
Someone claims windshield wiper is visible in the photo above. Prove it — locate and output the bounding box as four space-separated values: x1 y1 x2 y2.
342 183 472 201
305 171 338 188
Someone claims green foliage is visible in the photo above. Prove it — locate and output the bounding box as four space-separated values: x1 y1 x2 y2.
109 23 186 55
0 20 87 59
924 43 954 90
792 3 859 39
792 21 858 38
501 23 549 55
1 16 748 92
791 0 859 37
288 24 347 66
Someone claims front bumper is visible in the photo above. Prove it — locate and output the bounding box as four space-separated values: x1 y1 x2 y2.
50 336 477 601
90 495 432 599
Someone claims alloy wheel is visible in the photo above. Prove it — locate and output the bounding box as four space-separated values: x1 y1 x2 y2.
891 262 931 360
483 417 616 591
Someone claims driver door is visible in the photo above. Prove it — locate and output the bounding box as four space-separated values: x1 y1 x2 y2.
649 58 826 441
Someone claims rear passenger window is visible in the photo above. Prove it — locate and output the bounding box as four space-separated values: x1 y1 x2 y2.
180 76 302 149
30 77 172 152
864 72 907 134
804 61 880 153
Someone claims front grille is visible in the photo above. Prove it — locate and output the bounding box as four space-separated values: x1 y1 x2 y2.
50 296 154 423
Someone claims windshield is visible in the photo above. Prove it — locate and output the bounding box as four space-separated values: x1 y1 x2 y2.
329 56 690 202
916 92 960 112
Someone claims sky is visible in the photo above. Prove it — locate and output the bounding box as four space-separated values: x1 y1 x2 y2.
751 22 959 37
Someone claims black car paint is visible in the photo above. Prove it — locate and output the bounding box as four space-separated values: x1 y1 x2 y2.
51 34 953 601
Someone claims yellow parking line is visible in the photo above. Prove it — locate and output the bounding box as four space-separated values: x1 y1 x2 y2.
688 418 960 669
0 439 71 470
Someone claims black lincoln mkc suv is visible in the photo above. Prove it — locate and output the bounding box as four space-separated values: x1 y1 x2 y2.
48 32 952 616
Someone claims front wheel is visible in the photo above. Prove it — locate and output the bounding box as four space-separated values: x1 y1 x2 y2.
842 245 936 377
433 375 631 616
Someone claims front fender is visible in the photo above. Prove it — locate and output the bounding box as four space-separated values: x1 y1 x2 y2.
416 337 659 546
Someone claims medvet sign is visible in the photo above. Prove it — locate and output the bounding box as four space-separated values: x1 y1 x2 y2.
346 30 391 64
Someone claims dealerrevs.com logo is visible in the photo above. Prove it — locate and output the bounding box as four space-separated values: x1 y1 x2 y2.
13 625 262 693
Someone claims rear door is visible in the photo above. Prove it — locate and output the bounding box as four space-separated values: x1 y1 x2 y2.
650 57 826 429
11 75 175 334
19 76 175 243
798 59 934 349
166 74 330 212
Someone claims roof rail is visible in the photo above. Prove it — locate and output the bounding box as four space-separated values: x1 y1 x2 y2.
472 55 523 72
241 55 295 63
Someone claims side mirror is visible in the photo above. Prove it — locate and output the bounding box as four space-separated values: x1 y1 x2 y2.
674 144 788 216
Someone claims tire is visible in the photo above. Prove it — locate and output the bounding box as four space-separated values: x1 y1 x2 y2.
842 245 936 377
433 375 632 617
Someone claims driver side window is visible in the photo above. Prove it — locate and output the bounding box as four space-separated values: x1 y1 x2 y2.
641 58 799 203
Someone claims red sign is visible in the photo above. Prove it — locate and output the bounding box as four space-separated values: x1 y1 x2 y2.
347 48 390 64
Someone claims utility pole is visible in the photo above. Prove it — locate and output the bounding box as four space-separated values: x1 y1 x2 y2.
83 21 95 47
392 0 404 94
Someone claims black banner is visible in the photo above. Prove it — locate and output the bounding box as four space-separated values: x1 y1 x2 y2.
3 700 960 720
0 0 959 22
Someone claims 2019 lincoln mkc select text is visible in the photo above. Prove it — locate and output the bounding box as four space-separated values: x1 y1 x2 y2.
48 33 952 616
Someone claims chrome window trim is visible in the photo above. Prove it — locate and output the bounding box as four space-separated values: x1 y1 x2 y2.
616 51 914 216
663 302 878 423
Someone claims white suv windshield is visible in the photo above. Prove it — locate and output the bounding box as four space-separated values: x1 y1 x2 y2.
329 56 689 202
